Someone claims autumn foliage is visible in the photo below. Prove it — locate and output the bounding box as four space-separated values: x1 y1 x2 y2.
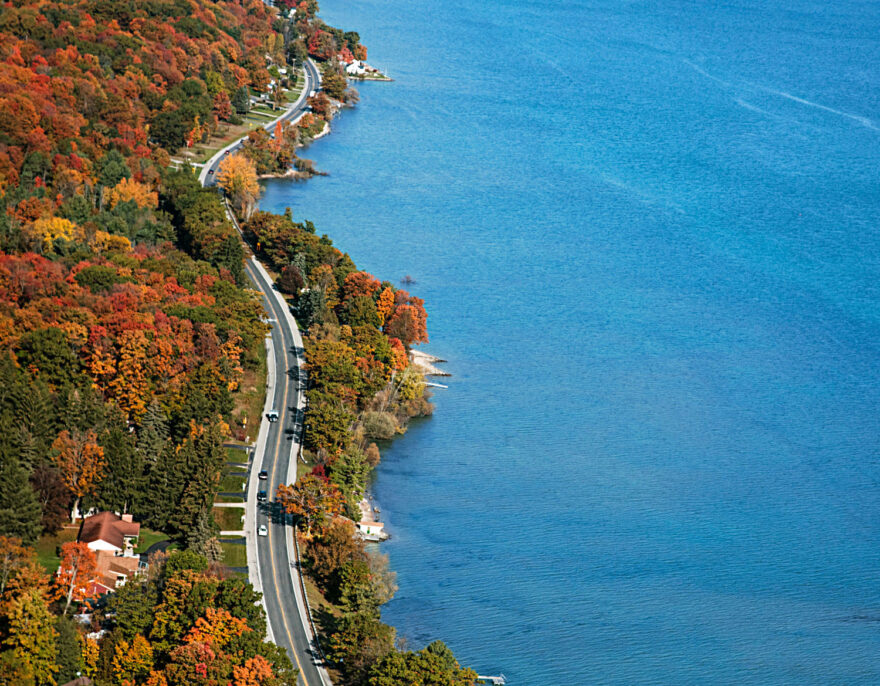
217 154 261 219
52 430 105 522
55 541 97 614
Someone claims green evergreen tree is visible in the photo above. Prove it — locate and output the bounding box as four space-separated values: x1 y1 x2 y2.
0 454 43 544
137 399 169 465
54 385 107 436
337 559 378 614
232 86 250 114
166 426 226 539
98 149 131 188
12 380 53 454
108 576 160 642
16 329 84 389
214 232 246 286
293 288 326 328
54 616 84 684
185 508 220 559
95 412 144 515
143 444 178 531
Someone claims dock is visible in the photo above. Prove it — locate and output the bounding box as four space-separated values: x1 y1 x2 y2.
477 676 506 685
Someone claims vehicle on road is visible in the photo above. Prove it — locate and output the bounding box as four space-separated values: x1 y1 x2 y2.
259 470 268 480
208 169 213 175
257 490 267 502
267 410 279 422
258 524 268 537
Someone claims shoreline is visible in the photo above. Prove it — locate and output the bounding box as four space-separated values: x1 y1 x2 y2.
258 119 333 180
253 58 471 678
410 349 451 377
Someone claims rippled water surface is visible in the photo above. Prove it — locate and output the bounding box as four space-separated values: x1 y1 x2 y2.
261 0 880 682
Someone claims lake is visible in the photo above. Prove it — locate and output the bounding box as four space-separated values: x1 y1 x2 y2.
261 0 880 682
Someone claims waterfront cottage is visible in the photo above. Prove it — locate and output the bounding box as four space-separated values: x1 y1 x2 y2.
357 520 387 541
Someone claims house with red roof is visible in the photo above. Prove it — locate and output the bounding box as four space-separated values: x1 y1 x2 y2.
77 512 144 594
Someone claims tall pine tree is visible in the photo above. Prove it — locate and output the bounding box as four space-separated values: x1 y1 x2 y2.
0 454 43 544
95 411 144 515
137 399 169 465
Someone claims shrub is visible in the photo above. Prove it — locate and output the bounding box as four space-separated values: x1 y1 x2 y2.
361 412 397 440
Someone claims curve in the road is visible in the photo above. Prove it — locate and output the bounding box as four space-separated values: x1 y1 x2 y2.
201 58 322 187
197 59 332 686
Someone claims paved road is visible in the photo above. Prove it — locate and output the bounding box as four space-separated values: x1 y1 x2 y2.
244 258 328 686
196 58 330 685
201 58 321 187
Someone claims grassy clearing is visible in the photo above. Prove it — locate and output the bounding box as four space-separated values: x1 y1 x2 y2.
232 342 267 445
219 540 248 567
213 507 245 531
216 494 246 504
225 446 250 462
220 473 246 493
135 528 168 554
35 528 78 572
303 572 338 618
187 112 282 164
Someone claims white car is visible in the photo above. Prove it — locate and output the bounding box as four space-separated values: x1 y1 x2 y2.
258 524 268 537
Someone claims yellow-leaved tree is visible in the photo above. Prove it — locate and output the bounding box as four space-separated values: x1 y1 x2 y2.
106 177 158 209
28 216 83 251
216 153 260 219
52 429 105 522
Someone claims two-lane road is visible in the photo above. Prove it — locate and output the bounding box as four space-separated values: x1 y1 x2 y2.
200 58 329 685
245 257 329 686
201 58 321 187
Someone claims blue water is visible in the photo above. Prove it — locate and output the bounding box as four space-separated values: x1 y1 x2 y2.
261 0 880 682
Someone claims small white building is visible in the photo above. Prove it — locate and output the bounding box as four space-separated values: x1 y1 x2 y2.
357 520 387 541
346 61 366 76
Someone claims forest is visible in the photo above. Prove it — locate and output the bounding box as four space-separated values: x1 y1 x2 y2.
0 0 473 684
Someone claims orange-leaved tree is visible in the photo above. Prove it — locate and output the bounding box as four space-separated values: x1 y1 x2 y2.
376 287 395 325
232 655 275 686
0 536 31 597
342 271 381 302
53 429 106 522
217 153 260 220
184 607 251 650
276 474 344 538
55 541 97 615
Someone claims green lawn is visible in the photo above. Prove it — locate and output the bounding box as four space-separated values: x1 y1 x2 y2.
35 528 78 572
220 473 246 493
135 527 168 554
225 446 250 463
213 507 245 531
219 540 247 567
216 494 245 504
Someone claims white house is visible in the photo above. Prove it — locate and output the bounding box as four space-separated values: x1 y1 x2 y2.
76 512 143 596
346 61 367 76
357 520 387 541
78 512 140 556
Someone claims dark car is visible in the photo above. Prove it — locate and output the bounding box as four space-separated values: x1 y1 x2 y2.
208 169 214 175
257 490 267 502
258 470 268 481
